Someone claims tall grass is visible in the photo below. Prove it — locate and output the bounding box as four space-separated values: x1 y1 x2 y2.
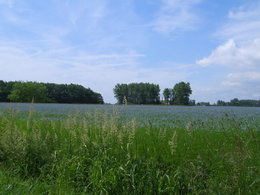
0 107 259 194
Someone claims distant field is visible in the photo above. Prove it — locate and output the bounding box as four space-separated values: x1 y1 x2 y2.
1 103 260 124
0 103 259 194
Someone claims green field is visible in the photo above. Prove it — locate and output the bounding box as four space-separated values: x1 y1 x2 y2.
0 104 259 194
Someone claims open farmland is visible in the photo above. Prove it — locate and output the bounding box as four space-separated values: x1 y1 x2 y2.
0 103 259 194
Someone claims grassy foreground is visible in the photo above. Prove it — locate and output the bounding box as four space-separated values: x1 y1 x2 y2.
0 108 259 194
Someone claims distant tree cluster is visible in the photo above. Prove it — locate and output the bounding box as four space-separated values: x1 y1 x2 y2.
196 102 210 106
114 83 160 104
163 88 174 104
45 83 103 104
196 98 260 107
114 81 193 105
0 80 104 104
163 82 192 105
217 98 260 107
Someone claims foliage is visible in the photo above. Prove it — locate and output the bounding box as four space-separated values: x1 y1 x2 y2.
217 99 260 107
8 82 48 103
0 108 259 194
0 80 103 104
45 83 104 104
163 88 174 104
114 83 160 104
0 80 15 102
113 84 128 104
189 99 196 106
197 102 210 106
173 82 192 105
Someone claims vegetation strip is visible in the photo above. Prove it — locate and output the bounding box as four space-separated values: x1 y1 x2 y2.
0 108 259 194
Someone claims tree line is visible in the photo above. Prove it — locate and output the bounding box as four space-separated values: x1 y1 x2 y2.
196 99 260 107
216 98 260 107
1 80 258 106
114 82 192 105
0 80 104 104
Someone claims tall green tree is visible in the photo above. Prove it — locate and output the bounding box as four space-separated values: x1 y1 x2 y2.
163 88 170 103
230 98 239 106
113 84 128 104
173 82 192 105
163 88 174 104
217 100 227 106
8 82 48 103
114 83 160 104
0 80 7 102
0 80 15 102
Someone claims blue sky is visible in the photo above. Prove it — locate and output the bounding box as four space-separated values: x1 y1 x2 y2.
0 0 259 103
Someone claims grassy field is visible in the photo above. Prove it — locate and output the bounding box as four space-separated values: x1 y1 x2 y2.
0 106 259 194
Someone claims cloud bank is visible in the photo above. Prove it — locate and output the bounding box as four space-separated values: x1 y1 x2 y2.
196 2 260 101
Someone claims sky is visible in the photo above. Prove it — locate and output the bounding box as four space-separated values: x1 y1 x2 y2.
0 0 259 103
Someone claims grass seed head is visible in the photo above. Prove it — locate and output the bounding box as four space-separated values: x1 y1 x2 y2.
168 131 177 154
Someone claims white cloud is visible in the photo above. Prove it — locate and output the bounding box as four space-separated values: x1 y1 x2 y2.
196 2 260 100
152 0 203 34
196 39 260 69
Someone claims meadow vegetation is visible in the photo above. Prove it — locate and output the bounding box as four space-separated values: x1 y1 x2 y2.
0 107 259 194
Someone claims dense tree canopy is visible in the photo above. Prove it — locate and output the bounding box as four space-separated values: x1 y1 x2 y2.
114 83 160 104
8 82 48 103
113 84 128 104
0 80 103 104
45 83 103 104
163 88 174 104
173 82 192 105
0 81 15 102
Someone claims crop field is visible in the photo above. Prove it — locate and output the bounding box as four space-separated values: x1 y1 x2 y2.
0 103 259 194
